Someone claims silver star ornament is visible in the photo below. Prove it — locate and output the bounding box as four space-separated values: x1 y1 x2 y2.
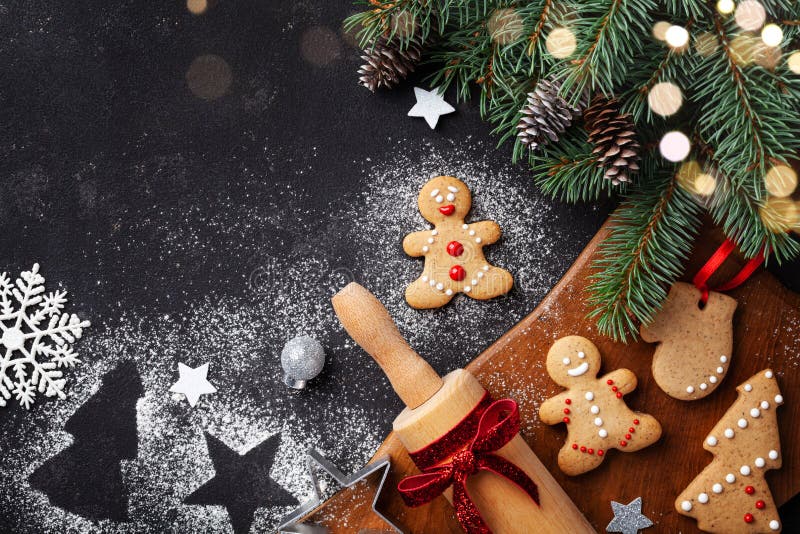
408 86 455 129
606 497 654 534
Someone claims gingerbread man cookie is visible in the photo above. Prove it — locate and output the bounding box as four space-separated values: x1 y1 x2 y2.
402 176 513 308
539 336 662 476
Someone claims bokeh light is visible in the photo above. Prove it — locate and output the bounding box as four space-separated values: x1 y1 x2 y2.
660 131 691 162
187 0 207 15
761 24 783 48
717 0 735 15
695 173 718 196
546 28 577 59
665 25 689 49
734 1 766 32
789 52 800 74
488 8 524 46
652 21 671 42
759 197 799 233
677 160 702 193
299 26 343 67
729 35 761 66
765 165 798 198
186 55 232 100
648 82 683 117
694 32 719 57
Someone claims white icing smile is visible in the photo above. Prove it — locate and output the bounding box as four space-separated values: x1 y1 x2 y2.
567 362 589 377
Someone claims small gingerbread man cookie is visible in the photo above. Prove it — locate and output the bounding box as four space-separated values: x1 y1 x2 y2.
402 176 513 308
539 336 662 476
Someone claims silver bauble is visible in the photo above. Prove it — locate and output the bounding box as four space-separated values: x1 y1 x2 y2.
281 335 326 389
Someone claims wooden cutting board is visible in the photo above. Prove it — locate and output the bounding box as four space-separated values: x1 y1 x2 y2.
304 219 800 533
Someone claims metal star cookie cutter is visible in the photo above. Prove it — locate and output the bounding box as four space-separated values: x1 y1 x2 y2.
277 450 401 533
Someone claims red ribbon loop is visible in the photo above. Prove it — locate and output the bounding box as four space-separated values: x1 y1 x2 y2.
692 238 765 304
397 399 539 534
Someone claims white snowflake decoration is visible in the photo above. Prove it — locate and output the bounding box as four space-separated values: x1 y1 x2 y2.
0 264 90 409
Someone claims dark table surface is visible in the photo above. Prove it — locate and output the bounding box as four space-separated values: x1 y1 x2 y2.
1 1 798 532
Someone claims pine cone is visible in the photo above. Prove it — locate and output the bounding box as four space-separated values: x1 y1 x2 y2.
584 95 640 185
516 79 576 151
358 35 423 92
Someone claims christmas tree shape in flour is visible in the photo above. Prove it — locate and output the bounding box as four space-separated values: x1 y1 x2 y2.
403 176 513 308
539 336 662 475
676 369 784 533
29 361 143 521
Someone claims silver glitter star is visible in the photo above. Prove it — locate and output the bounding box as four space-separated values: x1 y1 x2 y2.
606 497 654 534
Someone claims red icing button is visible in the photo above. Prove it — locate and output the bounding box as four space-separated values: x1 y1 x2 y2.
756 500 766 509
629 427 635 433
446 241 464 257
633 419 640 425
563 417 570 424
611 386 618 392
616 392 622 398
439 204 455 216
449 265 466 281
607 379 614 385
563 408 571 414
625 433 632 440
745 486 755 495
744 513 754 523
565 399 572 405
587 448 594 455
597 449 604 456
620 440 628 447
580 446 586 453
572 443 578 450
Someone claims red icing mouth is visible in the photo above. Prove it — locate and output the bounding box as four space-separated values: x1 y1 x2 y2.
439 204 455 215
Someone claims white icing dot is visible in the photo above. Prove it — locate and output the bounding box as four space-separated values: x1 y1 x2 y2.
709 375 718 384
446 192 455 202
724 428 735 438
744 384 753 392
769 450 779 460
435 283 444 291
599 429 608 438
755 457 765 468
445 289 453 296
706 436 718 446
482 265 489 271
770 520 780 531
475 237 482 244
563 357 571 365
468 230 475 236
447 185 458 193
686 386 694 394
716 366 724 374
700 383 708 390
761 400 770 410
431 229 438 236
421 275 428 282
463 286 471 293
750 408 760 418
590 405 600 414
594 417 603 427
471 279 478 285
712 483 723 494
462 224 468 230
578 351 586 359
435 195 443 203
720 355 728 363
766 370 774 379
429 279 436 287
697 493 709 504
477 271 484 279
585 392 594 401
427 237 434 244
430 189 440 197
740 465 751 476
680 500 692 511
775 394 784 404
726 473 735 483
422 246 429 253
737 418 747 429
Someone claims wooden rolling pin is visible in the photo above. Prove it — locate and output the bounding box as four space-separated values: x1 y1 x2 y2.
332 282 594 534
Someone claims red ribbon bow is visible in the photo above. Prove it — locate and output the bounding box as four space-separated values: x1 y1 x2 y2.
397 398 539 534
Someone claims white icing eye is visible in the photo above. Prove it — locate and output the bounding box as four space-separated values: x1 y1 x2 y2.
445 289 453 296
686 386 694 394
585 391 594 401
744 384 752 392
593 417 603 427
699 383 708 390
435 282 444 291
737 418 747 428
462 224 468 229
740 465 751 476
716 366 724 374
427 237 434 244
430 189 440 197
697 493 709 504
725 473 735 483
435 195 444 203
775 394 784 404
422 246 429 253
468 230 475 236
755 457 765 468
562 357 571 365
720 355 727 363
712 483 722 493
724 428 734 438
768 450 779 460
680 501 692 512
590 405 600 414
446 193 455 201
578 351 586 359
709 376 718 384
598 429 608 438
447 185 458 193
750 408 760 418
706 436 718 446
475 237 482 244
761 400 769 409
765 370 774 379
770 520 781 531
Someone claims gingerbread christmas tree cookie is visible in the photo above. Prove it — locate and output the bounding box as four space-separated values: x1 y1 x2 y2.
539 336 662 476
402 176 513 308
676 369 784 533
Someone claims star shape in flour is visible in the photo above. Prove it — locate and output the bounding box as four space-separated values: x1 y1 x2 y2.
606 497 654 534
185 432 298 534
408 86 455 129
169 362 217 407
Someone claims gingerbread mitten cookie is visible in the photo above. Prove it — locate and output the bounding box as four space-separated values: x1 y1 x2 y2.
641 282 737 401
539 336 662 476
403 176 513 309
676 370 784 533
